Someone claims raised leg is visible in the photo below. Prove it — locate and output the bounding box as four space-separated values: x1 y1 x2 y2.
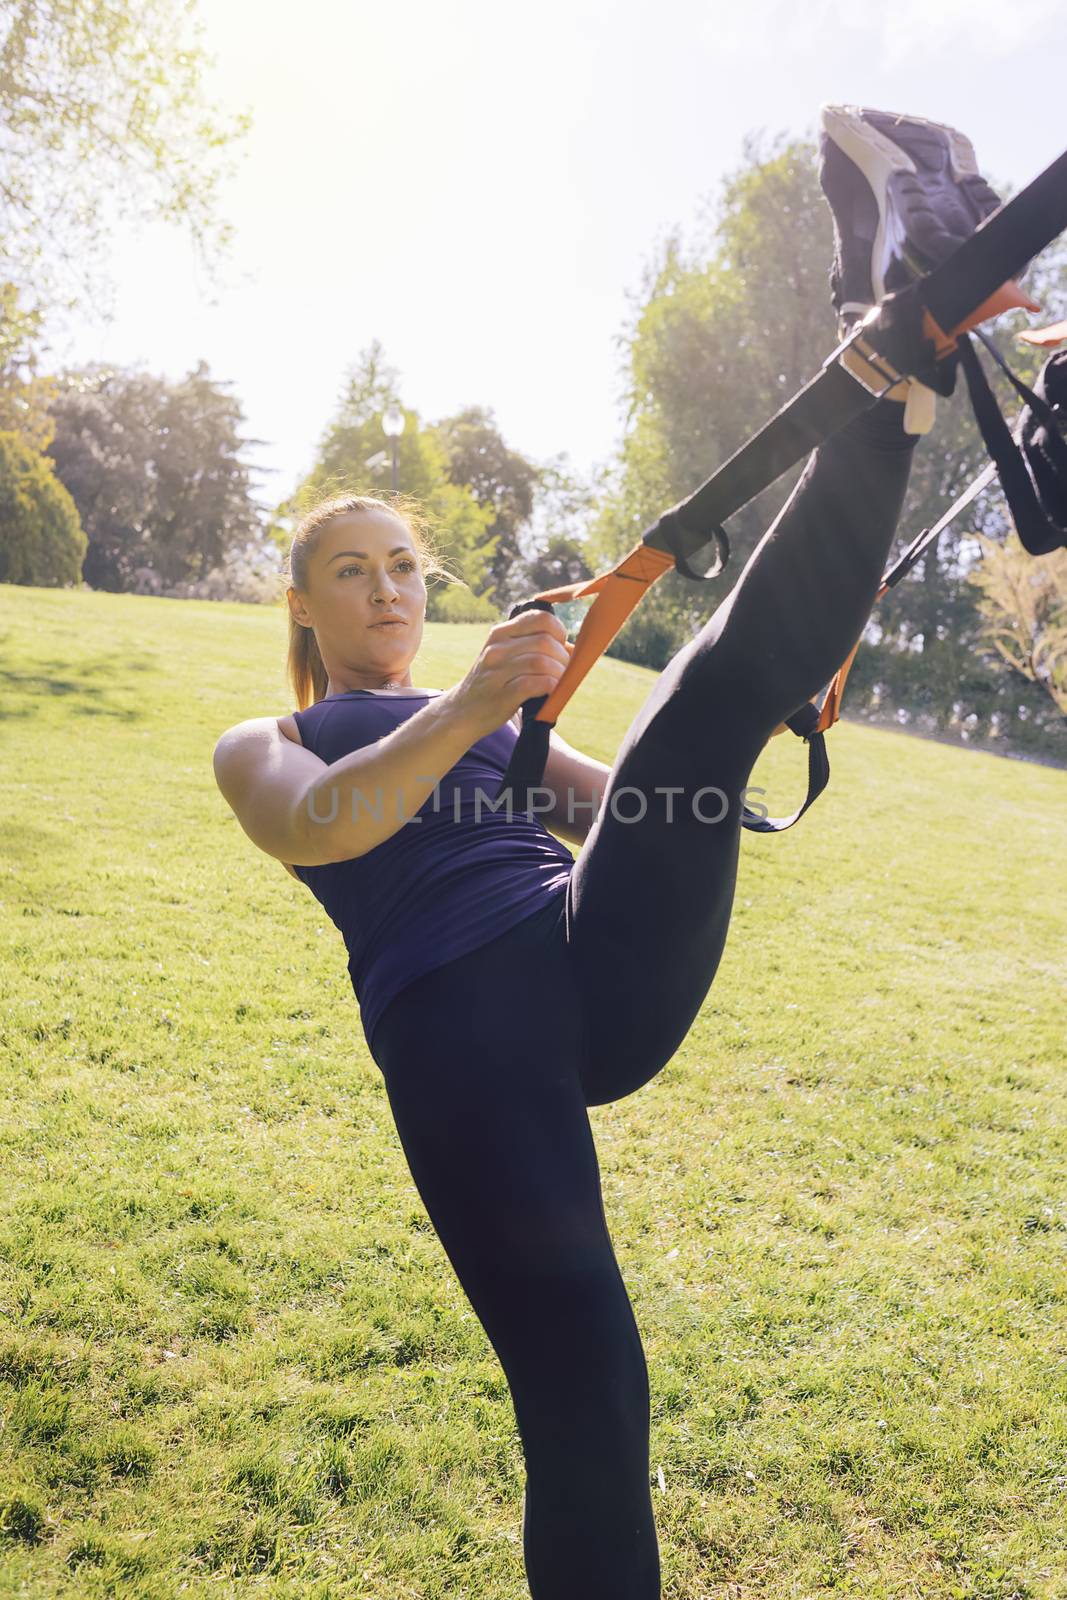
566 399 918 1105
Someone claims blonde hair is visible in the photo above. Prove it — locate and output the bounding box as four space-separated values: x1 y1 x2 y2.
285 493 458 711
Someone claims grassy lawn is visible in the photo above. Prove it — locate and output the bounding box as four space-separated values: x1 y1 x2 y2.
1 582 1064 1599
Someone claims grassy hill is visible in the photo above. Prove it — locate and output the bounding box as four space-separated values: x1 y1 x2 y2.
1 583 1064 1598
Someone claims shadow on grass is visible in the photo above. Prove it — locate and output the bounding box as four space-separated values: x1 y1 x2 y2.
0 655 155 722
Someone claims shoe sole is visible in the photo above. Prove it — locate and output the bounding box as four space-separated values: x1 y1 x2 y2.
820 104 981 305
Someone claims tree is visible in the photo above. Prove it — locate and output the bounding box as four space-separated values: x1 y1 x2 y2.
47 360 263 591
867 236 1067 669
0 282 56 451
591 134 837 667
163 536 285 604
0 428 85 584
431 406 542 605
969 534 1067 720
843 236 1067 748
286 344 498 615
0 0 248 309
497 455 599 614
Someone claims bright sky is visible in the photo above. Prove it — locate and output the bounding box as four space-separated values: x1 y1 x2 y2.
54 0 1067 512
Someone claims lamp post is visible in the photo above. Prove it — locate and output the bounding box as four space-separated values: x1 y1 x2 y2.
382 404 405 494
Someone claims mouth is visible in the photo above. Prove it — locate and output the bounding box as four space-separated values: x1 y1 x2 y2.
369 618 406 629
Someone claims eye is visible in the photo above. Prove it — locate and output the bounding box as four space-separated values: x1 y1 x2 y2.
337 559 418 579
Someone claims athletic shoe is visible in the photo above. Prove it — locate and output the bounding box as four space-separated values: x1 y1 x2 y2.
818 104 1004 328
819 105 1007 431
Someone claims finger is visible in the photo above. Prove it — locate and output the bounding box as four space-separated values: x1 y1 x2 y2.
506 651 568 677
514 640 570 668
500 610 568 643
505 650 569 683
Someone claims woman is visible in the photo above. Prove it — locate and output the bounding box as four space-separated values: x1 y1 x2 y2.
213 106 999 1598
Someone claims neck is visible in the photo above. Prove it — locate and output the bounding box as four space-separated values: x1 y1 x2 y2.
325 668 415 694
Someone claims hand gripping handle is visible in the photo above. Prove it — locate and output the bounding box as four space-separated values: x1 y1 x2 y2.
494 599 558 809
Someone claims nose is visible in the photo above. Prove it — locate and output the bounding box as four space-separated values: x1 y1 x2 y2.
371 574 399 604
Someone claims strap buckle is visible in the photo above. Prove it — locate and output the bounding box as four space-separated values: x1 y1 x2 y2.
656 508 730 582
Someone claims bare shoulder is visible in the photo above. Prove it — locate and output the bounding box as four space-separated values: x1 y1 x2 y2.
276 715 303 875
214 713 283 758
212 714 306 881
213 714 305 787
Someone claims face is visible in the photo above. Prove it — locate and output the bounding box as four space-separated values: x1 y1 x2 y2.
287 509 427 691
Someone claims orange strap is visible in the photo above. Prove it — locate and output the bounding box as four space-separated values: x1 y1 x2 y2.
522 542 676 723
525 532 870 742
921 277 1040 358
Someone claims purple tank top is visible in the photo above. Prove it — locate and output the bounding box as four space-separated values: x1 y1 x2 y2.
289 691 573 1055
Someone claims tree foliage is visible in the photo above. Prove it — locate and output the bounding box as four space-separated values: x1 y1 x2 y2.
591 134 837 664
0 282 56 451
0 0 248 308
47 361 262 592
160 535 285 604
431 405 542 606
283 343 498 618
969 535 1067 720
0 427 85 584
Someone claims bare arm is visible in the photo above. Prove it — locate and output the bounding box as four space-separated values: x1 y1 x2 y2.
213 689 485 867
213 608 574 868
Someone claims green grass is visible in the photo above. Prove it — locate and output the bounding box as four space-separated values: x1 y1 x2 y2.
1 582 1065 1599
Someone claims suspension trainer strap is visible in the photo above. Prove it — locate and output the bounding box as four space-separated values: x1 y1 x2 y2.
740 701 831 834
957 335 1067 556
920 151 1067 339
496 143 1067 817
495 546 676 802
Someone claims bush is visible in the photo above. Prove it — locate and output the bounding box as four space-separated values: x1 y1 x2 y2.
425 581 499 624
842 637 1067 765
0 431 86 586
162 539 286 604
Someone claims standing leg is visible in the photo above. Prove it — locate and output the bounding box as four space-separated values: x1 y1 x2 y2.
567 398 918 1104
370 899 661 1598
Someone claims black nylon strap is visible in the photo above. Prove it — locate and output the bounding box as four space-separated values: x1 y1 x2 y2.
1018 350 1067 529
493 145 1067 834
921 150 1067 336
975 332 1067 507
647 359 872 547
656 507 730 581
741 714 830 834
957 335 1067 556
496 600 557 807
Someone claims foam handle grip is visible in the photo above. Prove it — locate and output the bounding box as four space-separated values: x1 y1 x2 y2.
493 600 558 807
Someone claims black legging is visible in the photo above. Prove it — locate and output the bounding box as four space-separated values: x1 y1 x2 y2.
371 398 919 1598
